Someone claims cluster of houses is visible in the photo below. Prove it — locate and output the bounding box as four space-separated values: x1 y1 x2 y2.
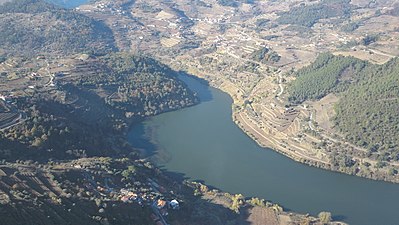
119 188 144 205
79 164 181 225
78 2 127 15
150 198 179 225
117 178 180 225
153 198 180 216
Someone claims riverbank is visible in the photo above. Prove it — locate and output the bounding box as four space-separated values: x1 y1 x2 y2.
127 72 399 225
178 67 399 184
187 181 347 225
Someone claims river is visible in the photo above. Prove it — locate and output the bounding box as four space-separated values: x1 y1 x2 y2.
128 73 399 225
46 0 89 8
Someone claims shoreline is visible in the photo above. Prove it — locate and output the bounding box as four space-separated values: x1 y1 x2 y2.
182 72 399 184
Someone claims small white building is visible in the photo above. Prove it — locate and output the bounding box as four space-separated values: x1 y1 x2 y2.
169 199 179 210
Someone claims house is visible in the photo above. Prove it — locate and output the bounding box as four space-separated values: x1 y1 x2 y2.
157 199 167 209
121 195 130 203
73 164 82 169
120 188 129 195
169 199 179 210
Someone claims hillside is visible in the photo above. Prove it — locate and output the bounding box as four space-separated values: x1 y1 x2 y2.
288 54 399 166
73 0 399 183
334 58 399 161
80 53 198 115
1 0 399 223
0 157 330 225
277 0 353 27
0 0 117 56
0 53 198 161
287 53 367 103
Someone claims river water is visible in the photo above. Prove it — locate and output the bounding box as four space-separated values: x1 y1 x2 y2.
46 0 89 8
128 74 399 225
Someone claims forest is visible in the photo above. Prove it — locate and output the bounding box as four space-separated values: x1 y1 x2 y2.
77 53 198 116
0 0 58 13
334 58 399 161
216 0 254 7
287 53 366 103
277 0 352 27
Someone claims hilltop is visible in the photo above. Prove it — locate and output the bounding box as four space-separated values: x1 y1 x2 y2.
0 0 117 56
0 52 198 161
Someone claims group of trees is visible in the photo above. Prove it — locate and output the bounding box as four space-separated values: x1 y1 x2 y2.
77 53 198 117
341 21 360 32
0 96 116 161
0 0 58 13
277 0 352 27
2 104 67 146
334 58 399 160
249 47 281 64
216 0 253 7
361 34 379 46
288 53 366 103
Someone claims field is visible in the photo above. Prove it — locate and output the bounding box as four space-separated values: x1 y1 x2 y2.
309 94 339 132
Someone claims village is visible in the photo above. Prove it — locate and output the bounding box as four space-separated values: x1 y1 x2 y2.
0 157 183 225
80 168 181 225
0 154 340 225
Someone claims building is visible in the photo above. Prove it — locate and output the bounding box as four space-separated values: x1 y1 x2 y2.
169 199 179 210
157 199 166 209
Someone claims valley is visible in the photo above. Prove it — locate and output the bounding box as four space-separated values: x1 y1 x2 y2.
0 0 399 224
75 0 399 183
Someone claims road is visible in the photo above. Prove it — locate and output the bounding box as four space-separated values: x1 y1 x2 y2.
44 60 55 87
368 48 397 58
151 203 169 225
0 112 26 132
308 112 315 131
277 72 284 97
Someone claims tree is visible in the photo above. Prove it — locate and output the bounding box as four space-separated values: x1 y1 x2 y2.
318 211 332 224
121 165 136 179
31 137 43 147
